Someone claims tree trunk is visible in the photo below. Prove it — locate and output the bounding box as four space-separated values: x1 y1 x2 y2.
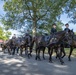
32 20 37 37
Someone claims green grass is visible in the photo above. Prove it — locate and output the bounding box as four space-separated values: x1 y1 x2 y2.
44 48 76 57
65 48 76 57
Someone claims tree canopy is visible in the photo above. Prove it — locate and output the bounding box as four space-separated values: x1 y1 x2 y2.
1 0 76 36
0 26 11 40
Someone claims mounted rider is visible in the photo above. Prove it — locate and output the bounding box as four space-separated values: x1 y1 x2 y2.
12 34 16 39
50 23 57 42
11 34 17 46
64 23 71 47
51 23 57 34
64 23 70 32
25 29 31 46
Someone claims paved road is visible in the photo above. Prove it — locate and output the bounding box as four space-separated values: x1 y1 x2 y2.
0 51 76 75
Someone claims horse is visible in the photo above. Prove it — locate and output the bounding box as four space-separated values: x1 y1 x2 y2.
34 33 53 61
1 39 13 54
56 30 74 59
67 30 76 61
48 31 72 64
19 35 34 58
47 31 67 64
59 30 75 61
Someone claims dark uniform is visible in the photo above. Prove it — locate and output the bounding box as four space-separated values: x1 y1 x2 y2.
64 23 70 48
64 23 70 32
51 28 57 34
50 26 57 43
64 28 70 32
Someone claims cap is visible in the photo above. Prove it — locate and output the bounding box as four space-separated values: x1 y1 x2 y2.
65 23 69 26
52 23 56 26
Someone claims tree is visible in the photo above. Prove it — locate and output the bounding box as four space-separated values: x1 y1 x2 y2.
64 0 76 24
1 0 76 36
0 26 11 40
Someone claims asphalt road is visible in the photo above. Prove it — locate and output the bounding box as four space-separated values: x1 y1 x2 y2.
0 50 76 75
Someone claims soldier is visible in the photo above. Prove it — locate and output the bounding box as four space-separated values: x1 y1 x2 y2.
51 23 57 34
64 23 70 32
25 29 30 36
25 29 31 46
50 23 57 42
12 34 16 39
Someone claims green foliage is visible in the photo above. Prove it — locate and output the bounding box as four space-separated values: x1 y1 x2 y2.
1 0 76 35
64 0 76 24
0 26 11 40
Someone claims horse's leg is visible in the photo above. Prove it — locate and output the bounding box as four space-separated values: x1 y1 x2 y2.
2 47 5 53
16 47 19 53
48 47 53 63
55 49 58 59
7 46 11 55
58 55 64 65
57 49 64 65
25 46 28 56
12 47 15 55
35 47 38 60
48 47 51 61
42 47 45 60
68 46 73 61
38 48 41 61
28 46 32 57
61 47 66 58
8 48 11 55
14 47 16 55
20 47 23 56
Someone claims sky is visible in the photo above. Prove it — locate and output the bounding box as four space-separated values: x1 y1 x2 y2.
0 0 76 38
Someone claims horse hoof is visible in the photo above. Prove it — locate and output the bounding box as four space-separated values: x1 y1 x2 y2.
68 59 71 61
28 55 30 59
43 58 45 60
61 62 64 65
30 54 32 57
61 56 64 58
49 60 53 63
56 56 58 59
61 61 64 65
29 54 32 57
61 63 63 65
35 57 37 60
38 58 41 61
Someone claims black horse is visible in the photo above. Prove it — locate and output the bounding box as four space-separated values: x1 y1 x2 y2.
34 35 49 60
34 31 68 64
66 31 76 61
59 30 75 61
1 39 16 55
46 30 73 64
47 31 67 64
19 35 34 58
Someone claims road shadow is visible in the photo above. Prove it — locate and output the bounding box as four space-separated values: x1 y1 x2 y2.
0 52 76 75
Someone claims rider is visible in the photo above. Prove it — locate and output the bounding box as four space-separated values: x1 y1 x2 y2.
25 29 31 46
12 34 16 39
25 29 30 36
64 23 70 32
50 23 57 42
64 23 71 47
51 23 57 34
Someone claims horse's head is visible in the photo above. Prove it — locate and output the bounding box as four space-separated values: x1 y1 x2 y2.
48 31 65 46
64 29 74 45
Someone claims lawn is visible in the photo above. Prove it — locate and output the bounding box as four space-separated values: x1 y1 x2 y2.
44 48 76 57
65 48 76 57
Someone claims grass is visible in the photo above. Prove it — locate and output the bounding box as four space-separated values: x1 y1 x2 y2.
65 48 76 57
44 48 76 57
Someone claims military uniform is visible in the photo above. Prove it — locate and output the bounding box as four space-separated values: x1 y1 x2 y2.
64 28 70 32
50 27 57 43
51 28 57 34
